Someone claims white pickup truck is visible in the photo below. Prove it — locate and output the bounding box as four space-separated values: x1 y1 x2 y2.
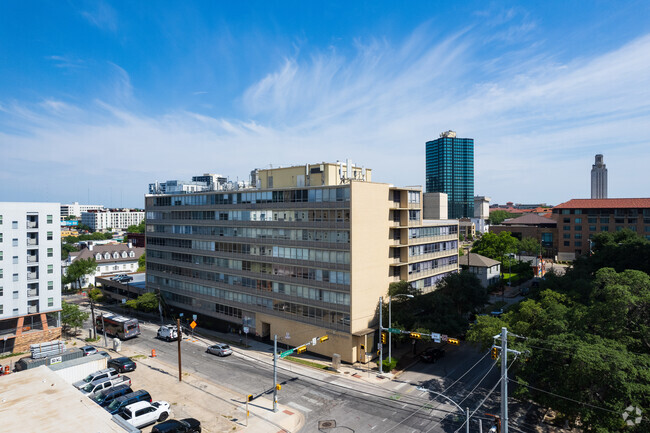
81 375 131 396
118 400 171 428
73 368 120 389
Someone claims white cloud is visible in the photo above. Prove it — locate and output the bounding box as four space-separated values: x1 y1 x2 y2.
1 26 650 206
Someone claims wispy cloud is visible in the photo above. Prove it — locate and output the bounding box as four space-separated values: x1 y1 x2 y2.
1 24 650 206
79 1 117 32
46 55 86 69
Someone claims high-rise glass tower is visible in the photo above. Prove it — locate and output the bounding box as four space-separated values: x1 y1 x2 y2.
425 131 474 219
591 154 607 199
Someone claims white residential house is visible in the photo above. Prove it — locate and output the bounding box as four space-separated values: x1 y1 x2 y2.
65 243 144 288
460 253 501 288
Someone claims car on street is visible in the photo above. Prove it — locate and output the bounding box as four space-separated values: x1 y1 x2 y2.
420 347 446 363
157 324 180 342
108 356 137 373
81 345 99 356
117 400 171 428
206 343 232 357
152 418 202 433
73 368 120 389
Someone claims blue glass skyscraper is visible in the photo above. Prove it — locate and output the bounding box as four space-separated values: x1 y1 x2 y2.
425 131 474 219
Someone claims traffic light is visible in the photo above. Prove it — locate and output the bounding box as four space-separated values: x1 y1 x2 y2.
491 346 499 360
448 338 459 345
275 384 281 391
319 335 329 343
296 345 307 354
410 332 421 339
247 394 254 402
381 331 387 344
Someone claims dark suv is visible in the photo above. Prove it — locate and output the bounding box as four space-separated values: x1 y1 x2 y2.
420 347 446 363
108 356 137 373
91 384 133 407
152 418 201 433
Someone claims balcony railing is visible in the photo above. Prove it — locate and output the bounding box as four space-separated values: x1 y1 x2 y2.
28 305 39 314
27 289 39 297
27 272 38 280
27 238 38 246
27 255 38 263
27 221 38 229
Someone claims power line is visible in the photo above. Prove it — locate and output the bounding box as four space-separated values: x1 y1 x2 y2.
507 378 621 414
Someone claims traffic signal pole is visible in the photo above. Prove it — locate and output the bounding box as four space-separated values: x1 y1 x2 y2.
273 334 278 413
379 296 383 374
501 326 508 433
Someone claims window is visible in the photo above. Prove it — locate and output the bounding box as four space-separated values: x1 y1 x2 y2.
601 226 609 231
589 225 597 231
47 248 53 258
564 241 570 246
563 233 570 239
575 218 582 223
129 251 135 258
47 215 53 224
0 233 2 242
616 226 623 231
563 218 570 223
574 225 582 231
575 233 582 239
600 218 609 224
588 217 597 223
47 231 53 240
0 305 2 314
12 238 18 247
0 215 2 224
12 308 18 315
629 226 636 232
12 221 18 229
13 256 18 264
563 225 570 231
0 287 3 296
13 291 18 299
48 298 53 307
646 226 650 233
13 273 18 282
0 252 2 261
561 210 570 215
575 209 582 214
575 241 582 247
47 264 53 274
0 270 2 278
48 281 53 290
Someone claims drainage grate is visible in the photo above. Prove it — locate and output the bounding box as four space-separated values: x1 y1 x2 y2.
318 420 337 429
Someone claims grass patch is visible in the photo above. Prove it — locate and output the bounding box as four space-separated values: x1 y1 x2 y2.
130 354 147 360
84 336 101 342
285 356 330 370
0 351 26 360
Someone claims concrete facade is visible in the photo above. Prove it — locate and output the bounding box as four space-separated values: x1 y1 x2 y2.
460 253 501 288
590 154 608 199
81 209 145 231
66 243 144 287
423 192 448 220
60 202 104 220
0 202 62 353
145 163 458 363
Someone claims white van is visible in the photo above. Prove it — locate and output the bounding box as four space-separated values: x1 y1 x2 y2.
156 325 179 342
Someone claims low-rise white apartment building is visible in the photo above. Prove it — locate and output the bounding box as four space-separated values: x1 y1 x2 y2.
81 209 145 231
60 202 104 220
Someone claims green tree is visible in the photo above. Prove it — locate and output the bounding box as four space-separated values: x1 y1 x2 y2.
61 300 89 336
126 292 159 312
137 254 146 272
518 236 541 256
126 220 145 234
436 271 489 317
488 210 517 225
64 258 97 290
61 242 78 260
471 231 519 267
88 288 104 339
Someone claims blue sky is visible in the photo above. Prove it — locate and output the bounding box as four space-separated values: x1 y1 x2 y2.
1 1 649 208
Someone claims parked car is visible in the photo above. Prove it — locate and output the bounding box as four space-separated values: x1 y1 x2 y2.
73 368 119 389
81 375 131 396
91 384 133 407
108 356 137 373
118 400 171 428
110 274 127 281
120 275 134 283
157 325 180 342
81 345 99 356
105 390 152 415
206 343 232 357
420 347 445 363
152 418 202 433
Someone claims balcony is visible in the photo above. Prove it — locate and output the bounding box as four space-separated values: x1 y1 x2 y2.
27 305 39 314
27 255 38 263
26 221 38 229
27 238 38 246
27 288 39 297
27 272 38 281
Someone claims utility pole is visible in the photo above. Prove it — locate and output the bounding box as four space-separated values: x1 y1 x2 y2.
466 407 470 433
177 318 182 382
273 334 278 412
379 296 383 374
500 326 508 433
102 315 107 348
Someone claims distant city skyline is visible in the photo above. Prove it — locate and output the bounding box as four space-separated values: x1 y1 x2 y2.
1 1 650 208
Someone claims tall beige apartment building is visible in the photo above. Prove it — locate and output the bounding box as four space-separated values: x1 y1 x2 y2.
145 162 459 363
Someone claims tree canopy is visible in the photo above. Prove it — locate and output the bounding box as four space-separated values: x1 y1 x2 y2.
126 220 145 233
471 231 519 265
488 210 518 225
467 232 650 432
64 258 97 290
61 301 89 335
518 236 541 256
126 292 159 312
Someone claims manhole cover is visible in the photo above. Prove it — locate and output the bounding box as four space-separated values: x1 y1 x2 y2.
318 420 337 429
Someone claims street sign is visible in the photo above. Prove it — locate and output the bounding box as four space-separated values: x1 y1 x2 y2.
312 337 317 346
377 342 382 349
192 314 197 321
279 349 294 359
190 321 197 329
121 298 126 304
243 326 249 334
441 334 448 342
431 332 441 343
386 328 402 334
285 332 291 339
179 313 184 317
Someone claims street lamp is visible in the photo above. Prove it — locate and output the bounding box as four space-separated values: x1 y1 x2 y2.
389 294 414 362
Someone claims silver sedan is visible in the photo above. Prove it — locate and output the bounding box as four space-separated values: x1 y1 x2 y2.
206 343 233 357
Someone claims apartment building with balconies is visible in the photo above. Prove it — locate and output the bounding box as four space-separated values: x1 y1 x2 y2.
145 162 458 363
0 202 62 353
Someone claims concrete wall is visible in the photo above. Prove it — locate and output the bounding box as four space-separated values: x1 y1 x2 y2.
423 193 448 220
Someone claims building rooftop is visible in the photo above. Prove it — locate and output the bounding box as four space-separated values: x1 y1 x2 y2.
554 198 650 209
70 244 144 263
463 253 501 268
0 365 128 432
502 213 556 226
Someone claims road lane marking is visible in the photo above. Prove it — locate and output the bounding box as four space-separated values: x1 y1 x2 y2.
394 381 409 391
287 401 312 413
